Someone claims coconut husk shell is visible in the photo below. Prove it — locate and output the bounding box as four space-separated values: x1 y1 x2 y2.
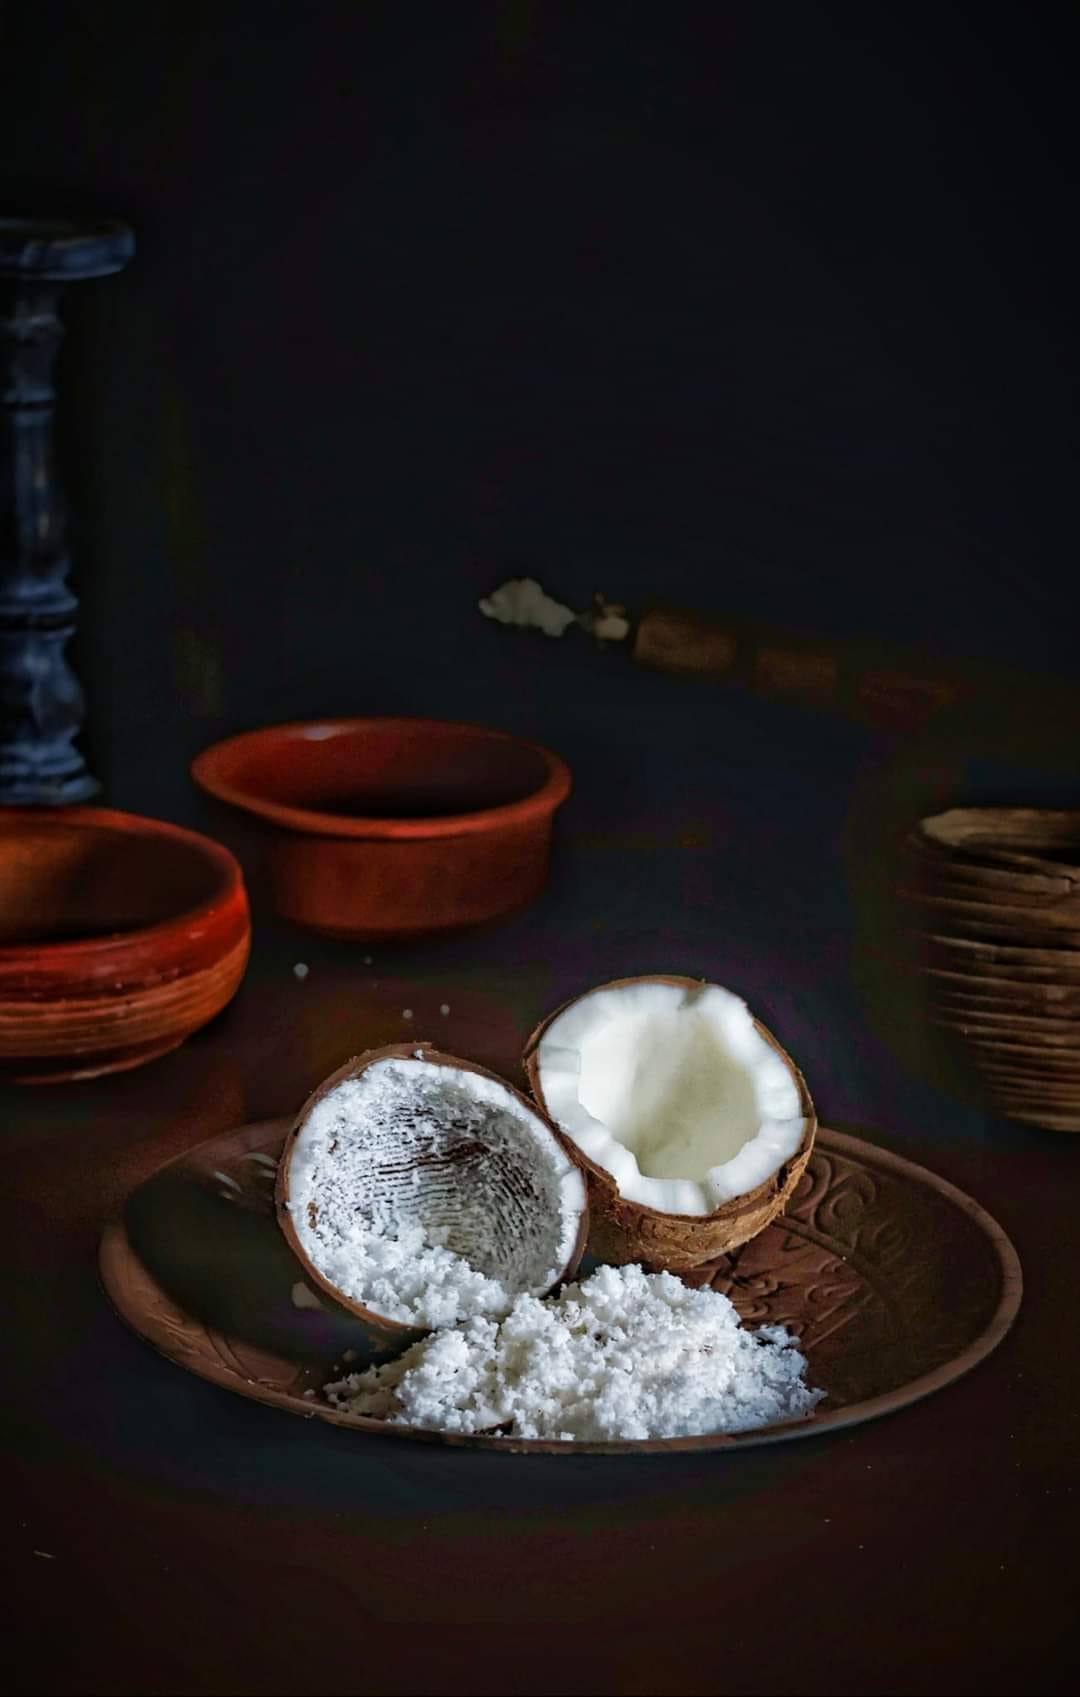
276 1043 589 1343
523 974 816 1273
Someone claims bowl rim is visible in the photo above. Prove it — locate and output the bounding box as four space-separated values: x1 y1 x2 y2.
190 716 573 840
0 805 247 963
917 808 1080 877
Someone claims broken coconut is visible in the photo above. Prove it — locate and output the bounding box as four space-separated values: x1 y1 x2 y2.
524 976 815 1272
275 1044 588 1341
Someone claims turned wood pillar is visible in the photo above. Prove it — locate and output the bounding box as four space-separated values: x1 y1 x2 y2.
0 217 134 803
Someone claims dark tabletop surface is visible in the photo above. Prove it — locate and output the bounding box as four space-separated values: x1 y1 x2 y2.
4 678 1078 1697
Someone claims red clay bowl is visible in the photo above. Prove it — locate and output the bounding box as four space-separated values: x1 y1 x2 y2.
0 808 250 1083
190 717 572 942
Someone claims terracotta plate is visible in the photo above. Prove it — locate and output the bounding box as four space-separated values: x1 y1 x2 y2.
99 1121 1022 1455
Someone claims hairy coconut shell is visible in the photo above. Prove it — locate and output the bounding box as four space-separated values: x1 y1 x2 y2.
523 975 816 1273
276 1043 589 1342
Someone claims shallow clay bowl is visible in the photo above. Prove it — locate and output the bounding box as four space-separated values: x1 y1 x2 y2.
939 1032 1080 1066
920 933 1080 984
1005 1108 1080 1132
929 1015 1080 1054
927 1002 1080 1038
980 1092 1080 1133
192 718 571 942
982 1075 1080 1096
972 1047 1080 1072
0 808 250 1083
917 808 1080 875
942 1058 1080 1096
899 885 1080 942
975 1076 1080 1101
901 810 1080 940
932 1018 1080 1053
921 967 1080 1015
904 821 1080 881
925 986 1080 1023
903 836 1080 917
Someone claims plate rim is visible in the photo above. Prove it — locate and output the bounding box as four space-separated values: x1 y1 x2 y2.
98 1122 1023 1456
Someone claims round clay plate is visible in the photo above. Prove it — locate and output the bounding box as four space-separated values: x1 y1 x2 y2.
99 1121 1022 1455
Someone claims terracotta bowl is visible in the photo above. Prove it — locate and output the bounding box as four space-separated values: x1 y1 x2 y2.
191 717 572 941
0 808 250 1083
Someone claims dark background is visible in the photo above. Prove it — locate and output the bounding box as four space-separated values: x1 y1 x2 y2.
5 0 1077 1112
3 0 1077 804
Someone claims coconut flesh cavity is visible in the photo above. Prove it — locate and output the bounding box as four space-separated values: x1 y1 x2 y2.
277 1047 588 1333
531 979 808 1214
526 977 815 1269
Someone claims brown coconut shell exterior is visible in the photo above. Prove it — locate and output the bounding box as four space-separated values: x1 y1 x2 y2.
275 1043 590 1342
523 975 817 1273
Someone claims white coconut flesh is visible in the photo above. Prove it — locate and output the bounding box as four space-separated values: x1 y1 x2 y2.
534 981 807 1217
284 1057 587 1328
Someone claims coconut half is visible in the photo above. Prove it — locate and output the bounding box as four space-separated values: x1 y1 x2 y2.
524 976 815 1271
276 1044 588 1340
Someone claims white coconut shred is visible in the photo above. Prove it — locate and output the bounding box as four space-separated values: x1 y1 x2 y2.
284 1059 584 1331
324 1263 824 1440
311 1223 515 1333
478 576 577 637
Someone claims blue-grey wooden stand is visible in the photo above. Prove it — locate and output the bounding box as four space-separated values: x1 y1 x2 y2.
0 218 134 805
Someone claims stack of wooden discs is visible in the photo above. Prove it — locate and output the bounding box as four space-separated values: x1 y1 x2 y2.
900 808 1080 1132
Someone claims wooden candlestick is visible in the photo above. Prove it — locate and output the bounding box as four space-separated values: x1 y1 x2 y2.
0 217 134 804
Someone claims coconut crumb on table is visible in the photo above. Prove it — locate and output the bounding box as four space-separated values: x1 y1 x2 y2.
290 1281 325 1312
324 1263 823 1442
478 577 577 638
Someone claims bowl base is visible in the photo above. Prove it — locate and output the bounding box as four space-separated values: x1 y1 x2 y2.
3 1034 185 1086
